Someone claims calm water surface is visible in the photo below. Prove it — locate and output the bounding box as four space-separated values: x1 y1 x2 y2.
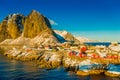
84 42 120 46
0 54 119 80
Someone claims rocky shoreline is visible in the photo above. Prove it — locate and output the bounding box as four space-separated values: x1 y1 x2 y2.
0 45 120 78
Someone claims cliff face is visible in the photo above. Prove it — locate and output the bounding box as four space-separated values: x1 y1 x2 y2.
23 10 53 38
6 14 25 39
0 14 25 42
0 20 11 42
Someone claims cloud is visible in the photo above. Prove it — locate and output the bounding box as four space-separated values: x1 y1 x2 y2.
49 19 58 25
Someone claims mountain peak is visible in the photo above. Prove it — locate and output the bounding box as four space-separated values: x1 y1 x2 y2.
29 10 42 16
31 9 38 13
23 10 52 38
4 14 25 22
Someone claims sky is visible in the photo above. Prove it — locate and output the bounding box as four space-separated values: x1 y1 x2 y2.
0 0 120 41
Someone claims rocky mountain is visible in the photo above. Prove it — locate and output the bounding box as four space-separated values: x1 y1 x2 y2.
22 10 60 45
54 30 80 43
23 10 53 38
54 30 93 43
75 36 93 43
0 10 92 45
0 14 25 42
0 10 58 43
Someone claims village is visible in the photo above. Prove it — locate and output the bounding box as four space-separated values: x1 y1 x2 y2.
0 41 120 77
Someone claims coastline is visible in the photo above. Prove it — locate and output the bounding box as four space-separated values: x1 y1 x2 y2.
0 43 120 78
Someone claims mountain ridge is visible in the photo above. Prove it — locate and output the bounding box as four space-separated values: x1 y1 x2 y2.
0 10 92 45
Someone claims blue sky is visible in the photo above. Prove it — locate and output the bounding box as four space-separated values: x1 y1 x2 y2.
0 0 120 41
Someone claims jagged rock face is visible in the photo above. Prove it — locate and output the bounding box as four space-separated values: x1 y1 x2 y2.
23 10 52 38
0 20 11 42
0 14 25 42
4 14 25 31
6 14 25 39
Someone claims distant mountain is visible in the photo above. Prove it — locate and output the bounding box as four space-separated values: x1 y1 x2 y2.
54 30 93 43
75 36 93 43
54 30 80 43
